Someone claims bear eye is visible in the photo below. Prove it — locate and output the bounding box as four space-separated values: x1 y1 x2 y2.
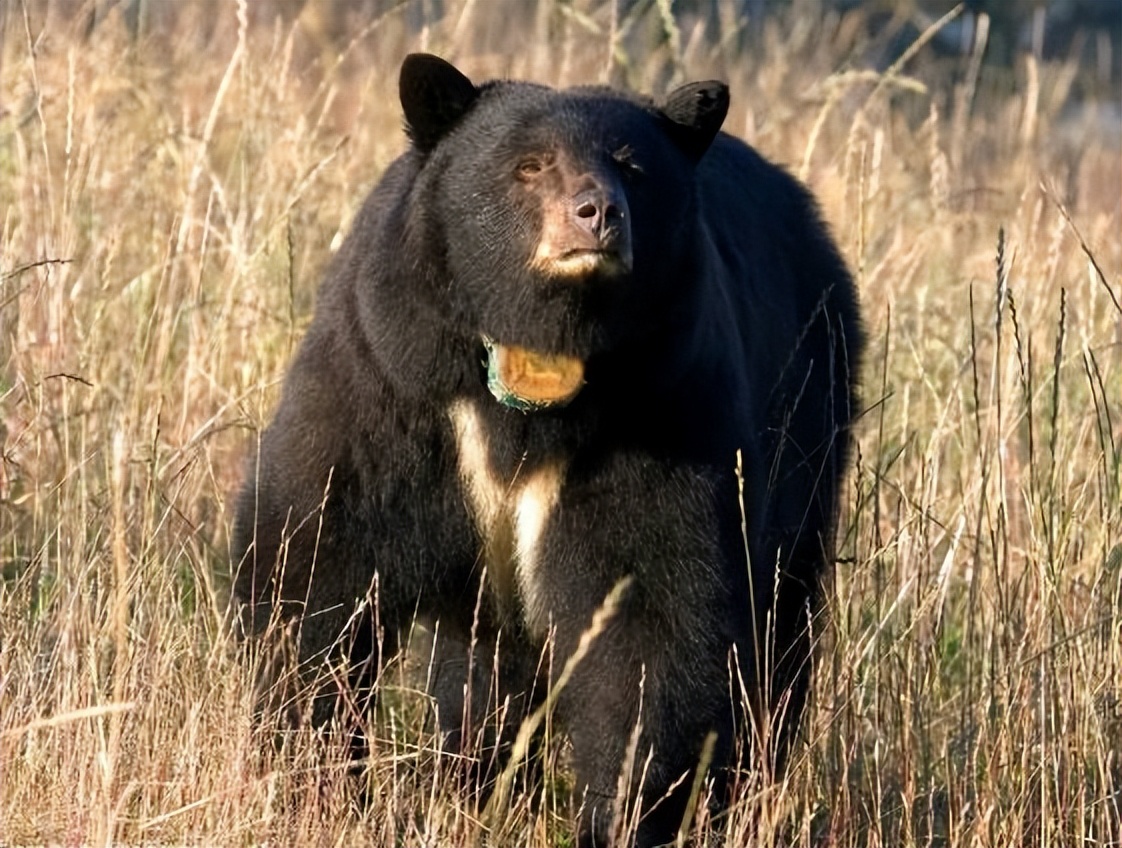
612 145 643 177
516 158 546 180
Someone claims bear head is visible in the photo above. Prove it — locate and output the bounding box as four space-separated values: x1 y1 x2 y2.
396 55 729 409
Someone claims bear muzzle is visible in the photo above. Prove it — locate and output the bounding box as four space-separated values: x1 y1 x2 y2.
530 181 632 280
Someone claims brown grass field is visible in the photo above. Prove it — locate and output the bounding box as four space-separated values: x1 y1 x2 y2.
1 1 1119 845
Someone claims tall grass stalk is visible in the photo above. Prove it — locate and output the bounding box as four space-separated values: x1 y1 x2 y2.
2 2 1119 844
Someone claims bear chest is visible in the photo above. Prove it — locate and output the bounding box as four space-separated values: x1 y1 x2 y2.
448 398 564 635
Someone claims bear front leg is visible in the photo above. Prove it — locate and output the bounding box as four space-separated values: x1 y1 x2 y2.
233 420 468 731
539 461 742 848
233 467 398 729
555 578 736 848
415 605 542 788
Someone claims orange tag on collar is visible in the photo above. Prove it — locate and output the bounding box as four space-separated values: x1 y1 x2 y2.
483 338 585 411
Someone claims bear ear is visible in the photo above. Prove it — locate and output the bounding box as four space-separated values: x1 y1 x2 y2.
399 54 479 153
658 81 729 161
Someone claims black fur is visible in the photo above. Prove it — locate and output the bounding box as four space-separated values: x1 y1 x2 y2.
233 54 863 848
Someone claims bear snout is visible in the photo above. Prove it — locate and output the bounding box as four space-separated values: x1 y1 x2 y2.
531 195 633 280
529 162 633 280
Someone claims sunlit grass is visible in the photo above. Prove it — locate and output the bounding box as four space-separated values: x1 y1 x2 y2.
2 1 1119 844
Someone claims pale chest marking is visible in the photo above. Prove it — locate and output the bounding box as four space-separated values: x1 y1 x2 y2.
448 399 564 632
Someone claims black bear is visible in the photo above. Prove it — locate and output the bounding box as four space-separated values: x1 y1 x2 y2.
233 54 862 847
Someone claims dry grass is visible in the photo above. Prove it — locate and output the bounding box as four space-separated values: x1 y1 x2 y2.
2 1 1120 845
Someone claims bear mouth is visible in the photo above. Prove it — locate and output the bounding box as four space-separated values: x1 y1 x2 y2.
531 247 632 280
481 336 585 412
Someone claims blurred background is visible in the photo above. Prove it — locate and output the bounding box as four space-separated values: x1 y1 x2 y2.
2 2 1119 846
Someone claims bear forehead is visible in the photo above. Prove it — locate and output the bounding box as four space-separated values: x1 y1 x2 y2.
468 82 661 147
480 79 652 112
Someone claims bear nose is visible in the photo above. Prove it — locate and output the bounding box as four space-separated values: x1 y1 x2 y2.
572 188 624 240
